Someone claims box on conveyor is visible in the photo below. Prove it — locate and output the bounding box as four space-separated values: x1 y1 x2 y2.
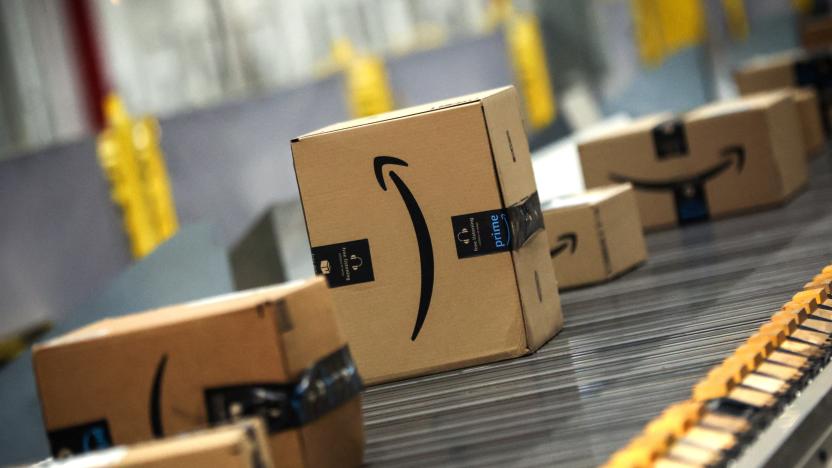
578 91 808 230
542 184 647 289
32 277 364 468
734 50 832 146
291 86 563 384
800 16 832 51
31 419 273 468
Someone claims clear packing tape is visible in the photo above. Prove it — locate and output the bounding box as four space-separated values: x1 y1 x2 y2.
97 94 178 259
603 264 832 467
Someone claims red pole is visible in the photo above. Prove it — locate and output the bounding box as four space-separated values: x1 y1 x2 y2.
64 0 108 130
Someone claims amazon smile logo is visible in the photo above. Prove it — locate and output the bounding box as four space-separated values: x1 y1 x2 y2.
550 233 577 258
374 156 434 341
608 145 745 224
609 145 745 192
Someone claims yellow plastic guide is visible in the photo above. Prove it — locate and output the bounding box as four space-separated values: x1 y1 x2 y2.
506 12 556 129
332 39 395 119
489 0 556 130
97 94 179 259
631 0 705 66
604 263 832 467
721 0 749 40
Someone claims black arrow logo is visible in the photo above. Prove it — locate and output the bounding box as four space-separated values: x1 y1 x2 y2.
609 146 745 224
549 232 577 258
149 354 168 438
374 156 434 341
608 145 745 192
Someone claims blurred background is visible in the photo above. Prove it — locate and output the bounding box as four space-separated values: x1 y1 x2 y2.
0 0 826 354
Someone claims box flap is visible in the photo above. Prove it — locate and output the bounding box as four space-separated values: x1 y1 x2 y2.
542 184 633 211
295 86 513 140
577 113 673 145
481 87 563 351
738 49 805 74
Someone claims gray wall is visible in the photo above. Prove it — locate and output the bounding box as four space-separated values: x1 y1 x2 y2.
0 32 514 335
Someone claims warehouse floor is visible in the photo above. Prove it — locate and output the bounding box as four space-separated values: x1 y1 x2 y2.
361 155 832 467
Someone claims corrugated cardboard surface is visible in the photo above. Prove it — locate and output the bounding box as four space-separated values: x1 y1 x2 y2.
736 89 824 160
33 278 363 468
794 88 825 156
292 87 562 384
543 185 646 289
578 92 807 230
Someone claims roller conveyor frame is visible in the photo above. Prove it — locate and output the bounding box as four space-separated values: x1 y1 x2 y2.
361 155 832 467
735 360 832 468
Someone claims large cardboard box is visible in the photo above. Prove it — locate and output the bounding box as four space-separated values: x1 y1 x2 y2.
34 419 273 467
33 278 364 468
291 86 563 384
734 50 832 136
578 92 808 230
542 184 647 289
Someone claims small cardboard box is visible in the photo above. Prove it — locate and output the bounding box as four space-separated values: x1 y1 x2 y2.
35 419 273 468
578 92 808 230
542 184 647 289
800 16 832 50
734 50 832 136
291 86 563 385
33 278 364 468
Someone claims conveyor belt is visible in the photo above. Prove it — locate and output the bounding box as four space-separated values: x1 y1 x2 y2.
361 155 832 467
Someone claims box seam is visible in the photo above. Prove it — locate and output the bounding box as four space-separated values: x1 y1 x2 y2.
591 205 613 278
478 100 530 351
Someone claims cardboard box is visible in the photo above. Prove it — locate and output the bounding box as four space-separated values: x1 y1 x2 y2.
291 86 563 384
230 200 313 290
33 278 364 468
542 184 647 289
33 419 273 467
800 16 832 50
578 92 808 230
734 50 832 137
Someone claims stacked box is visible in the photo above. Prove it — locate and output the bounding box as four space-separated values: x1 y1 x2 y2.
734 50 832 141
33 278 364 468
